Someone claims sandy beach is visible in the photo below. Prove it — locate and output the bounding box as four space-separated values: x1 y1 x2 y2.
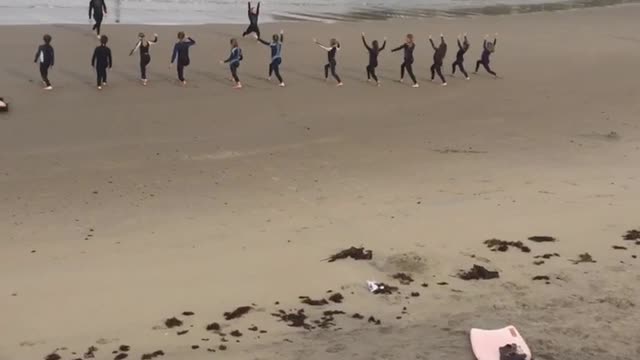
1 4 640 360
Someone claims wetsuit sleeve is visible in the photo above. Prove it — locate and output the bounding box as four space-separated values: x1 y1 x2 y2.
391 44 405 52
257 38 270 46
483 40 488 51
380 40 386 51
91 48 96 66
280 33 284 42
361 36 371 51
171 43 178 63
247 2 251 17
149 35 158 44
102 0 107 13
457 39 462 49
257 2 260 16
223 50 233 63
188 37 196 46
89 1 93 18
317 44 331 51
429 38 437 50
34 47 40 63
107 48 112 68
493 38 497 46
51 47 55 67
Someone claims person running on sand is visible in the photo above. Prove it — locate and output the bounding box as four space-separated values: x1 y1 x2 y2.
129 32 158 86
314 38 343 86
429 34 447 86
91 35 112 90
170 32 196 86
451 33 470 80
242 1 261 39
89 0 108 38
362 32 386 86
475 34 498 77
257 30 285 87
391 34 418 88
34 34 55 90
220 38 244 89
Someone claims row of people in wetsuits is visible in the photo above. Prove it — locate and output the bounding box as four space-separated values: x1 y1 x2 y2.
34 30 498 91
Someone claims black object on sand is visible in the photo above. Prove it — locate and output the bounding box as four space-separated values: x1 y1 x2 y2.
325 247 373 262
528 236 557 243
499 344 527 360
458 265 500 280
0 97 8 112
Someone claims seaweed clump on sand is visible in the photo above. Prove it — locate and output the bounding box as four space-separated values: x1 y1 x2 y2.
392 273 414 285
571 253 596 264
223 306 252 320
299 296 328 306
141 350 164 360
44 354 61 360
325 247 373 262
484 239 530 253
458 265 500 280
528 236 557 243
328 293 344 303
622 229 640 241
271 309 312 330
164 317 183 328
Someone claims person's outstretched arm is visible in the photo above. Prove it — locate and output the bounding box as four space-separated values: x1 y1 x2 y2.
247 2 251 17
187 37 196 45
257 2 260 15
313 39 331 51
34 47 40 63
149 34 158 44
89 1 93 18
257 38 270 46
102 0 107 13
457 37 462 49
379 38 387 51
440 34 445 45
361 33 371 51
223 49 235 63
493 36 497 46
129 40 141 56
391 43 405 52
280 30 284 42
429 36 436 50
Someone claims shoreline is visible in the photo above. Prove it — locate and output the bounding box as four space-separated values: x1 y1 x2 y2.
1 0 639 26
2 4 640 360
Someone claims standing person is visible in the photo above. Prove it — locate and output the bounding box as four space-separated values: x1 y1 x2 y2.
129 32 158 85
89 0 108 39
242 2 261 38
220 38 244 89
257 30 285 87
314 38 342 86
429 34 447 86
362 32 386 86
170 32 196 85
475 34 498 77
34 34 55 90
91 35 112 90
391 34 418 88
451 33 470 80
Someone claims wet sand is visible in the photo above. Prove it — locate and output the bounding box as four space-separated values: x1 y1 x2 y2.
1 4 640 360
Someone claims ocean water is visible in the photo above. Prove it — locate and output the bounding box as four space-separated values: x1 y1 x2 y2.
0 0 633 25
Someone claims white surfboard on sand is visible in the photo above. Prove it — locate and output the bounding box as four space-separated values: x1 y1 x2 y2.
470 326 532 360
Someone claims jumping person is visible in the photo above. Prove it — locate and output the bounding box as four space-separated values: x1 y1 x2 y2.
391 34 418 88
257 30 285 87
242 1 261 38
429 34 447 86
170 32 196 85
129 32 158 85
475 34 498 77
89 0 108 39
91 35 112 90
451 33 470 80
362 32 386 86
34 34 55 90
221 38 244 89
314 38 342 86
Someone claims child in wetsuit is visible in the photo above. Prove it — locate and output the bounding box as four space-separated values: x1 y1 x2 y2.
91 35 112 90
475 34 498 77
258 30 285 87
34 34 55 90
362 32 386 86
314 38 343 86
242 2 261 38
89 0 108 38
452 33 470 80
391 34 418 87
429 34 448 86
170 32 196 85
221 38 244 89
129 32 158 85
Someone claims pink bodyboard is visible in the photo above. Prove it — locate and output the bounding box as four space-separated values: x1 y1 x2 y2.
470 326 532 360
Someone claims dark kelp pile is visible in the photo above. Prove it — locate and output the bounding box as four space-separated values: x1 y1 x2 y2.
325 247 373 262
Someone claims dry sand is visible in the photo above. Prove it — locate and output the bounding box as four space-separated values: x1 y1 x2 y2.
1 4 640 360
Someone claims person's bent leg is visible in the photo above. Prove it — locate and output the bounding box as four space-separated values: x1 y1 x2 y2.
371 67 378 83
324 64 330 79
231 64 239 83
475 60 482 73
430 64 435 80
273 63 283 83
436 65 446 83
406 63 417 84
483 61 497 76
177 63 185 82
460 63 469 78
331 63 341 83
400 62 406 79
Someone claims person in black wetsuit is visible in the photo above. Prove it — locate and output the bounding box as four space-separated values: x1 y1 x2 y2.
475 34 498 77
257 30 285 87
89 0 108 39
391 34 418 88
429 34 447 86
91 35 112 90
314 38 342 86
34 34 55 90
362 32 386 86
451 33 470 80
170 32 196 85
129 32 158 85
242 2 261 38
220 38 244 89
